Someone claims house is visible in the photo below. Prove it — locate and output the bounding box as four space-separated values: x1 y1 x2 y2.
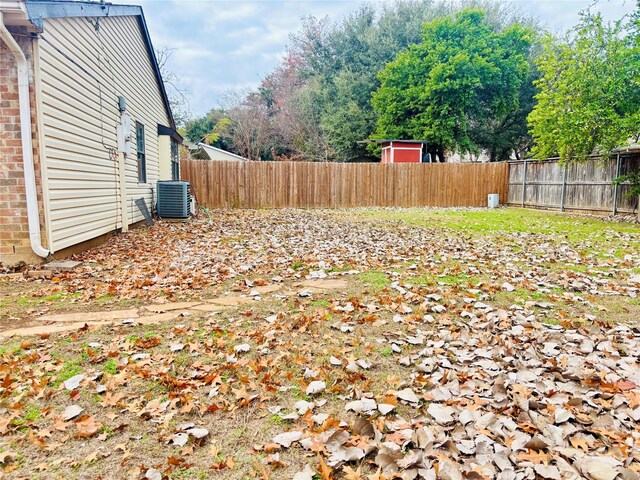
359 139 430 163
187 142 247 162
0 0 182 266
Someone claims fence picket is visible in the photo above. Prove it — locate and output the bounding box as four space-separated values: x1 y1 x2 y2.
182 160 510 209
507 156 639 214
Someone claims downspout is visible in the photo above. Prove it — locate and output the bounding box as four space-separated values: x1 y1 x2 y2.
0 13 49 258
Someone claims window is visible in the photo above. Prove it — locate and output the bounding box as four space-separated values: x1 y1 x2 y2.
136 122 146 183
170 138 179 180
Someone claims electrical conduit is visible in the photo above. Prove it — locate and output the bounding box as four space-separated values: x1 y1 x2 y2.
0 13 49 258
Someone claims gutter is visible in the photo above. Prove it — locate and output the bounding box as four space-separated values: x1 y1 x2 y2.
0 12 50 258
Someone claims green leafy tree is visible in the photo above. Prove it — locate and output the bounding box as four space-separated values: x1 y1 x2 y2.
528 8 640 161
613 170 640 199
470 56 540 161
184 109 219 143
372 8 535 162
184 109 235 152
203 118 231 145
288 1 456 161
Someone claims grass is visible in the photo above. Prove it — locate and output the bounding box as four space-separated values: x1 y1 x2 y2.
269 414 290 427
379 346 393 357
103 358 117 375
309 299 329 308
13 405 42 425
0 281 145 331
491 288 551 307
51 361 83 387
359 270 390 289
8 292 83 308
345 207 640 246
170 468 208 480
437 273 473 286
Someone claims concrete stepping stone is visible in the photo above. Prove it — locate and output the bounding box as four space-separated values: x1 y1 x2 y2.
300 279 349 290
136 312 182 325
208 296 254 306
0 322 103 338
190 304 231 312
0 273 24 280
145 302 202 313
253 285 282 294
38 309 139 323
1 311 187 338
44 260 82 271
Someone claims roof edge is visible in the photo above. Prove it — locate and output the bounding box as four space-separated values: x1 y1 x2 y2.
357 139 429 145
24 0 176 130
24 1 142 30
196 143 248 161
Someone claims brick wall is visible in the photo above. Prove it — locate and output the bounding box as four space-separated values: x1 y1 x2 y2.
0 26 46 267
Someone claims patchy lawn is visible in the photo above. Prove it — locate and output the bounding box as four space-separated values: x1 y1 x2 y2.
0 207 639 479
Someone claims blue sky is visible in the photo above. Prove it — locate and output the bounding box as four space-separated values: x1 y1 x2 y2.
133 0 636 117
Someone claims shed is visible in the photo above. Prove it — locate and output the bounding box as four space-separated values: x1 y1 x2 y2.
359 140 430 163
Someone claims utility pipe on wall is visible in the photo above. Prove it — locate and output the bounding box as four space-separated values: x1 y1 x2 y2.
0 13 49 258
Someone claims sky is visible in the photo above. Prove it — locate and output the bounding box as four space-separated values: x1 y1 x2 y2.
132 0 636 118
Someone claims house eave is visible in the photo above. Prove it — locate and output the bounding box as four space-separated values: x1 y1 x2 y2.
22 0 177 130
158 124 183 144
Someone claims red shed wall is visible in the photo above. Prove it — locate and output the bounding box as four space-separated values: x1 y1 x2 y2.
392 142 422 163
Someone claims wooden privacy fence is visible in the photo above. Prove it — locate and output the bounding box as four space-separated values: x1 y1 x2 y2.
182 160 509 209
507 155 640 215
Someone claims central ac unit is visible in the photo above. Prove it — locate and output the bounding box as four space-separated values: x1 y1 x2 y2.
157 181 191 218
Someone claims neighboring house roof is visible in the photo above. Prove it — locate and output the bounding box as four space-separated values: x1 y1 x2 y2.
18 0 176 130
189 143 247 161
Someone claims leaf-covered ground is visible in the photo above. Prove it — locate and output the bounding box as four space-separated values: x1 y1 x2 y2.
0 207 639 480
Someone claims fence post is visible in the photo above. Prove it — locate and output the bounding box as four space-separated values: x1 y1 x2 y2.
612 153 621 216
560 163 568 211
521 160 527 207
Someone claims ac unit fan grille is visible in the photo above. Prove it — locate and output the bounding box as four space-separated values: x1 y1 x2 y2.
157 181 191 218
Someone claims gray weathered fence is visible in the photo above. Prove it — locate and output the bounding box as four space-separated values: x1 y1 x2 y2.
507 155 639 214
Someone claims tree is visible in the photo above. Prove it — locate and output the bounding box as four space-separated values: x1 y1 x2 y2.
371 9 535 162
232 1 539 162
221 89 275 161
184 114 215 143
183 109 235 153
259 52 317 160
284 2 455 161
203 118 232 145
528 8 640 162
155 47 191 128
467 53 540 161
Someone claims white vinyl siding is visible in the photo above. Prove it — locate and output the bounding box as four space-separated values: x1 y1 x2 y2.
38 15 170 251
158 135 171 181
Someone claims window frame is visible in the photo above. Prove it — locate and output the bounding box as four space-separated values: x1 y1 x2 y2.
136 121 146 183
170 138 180 180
